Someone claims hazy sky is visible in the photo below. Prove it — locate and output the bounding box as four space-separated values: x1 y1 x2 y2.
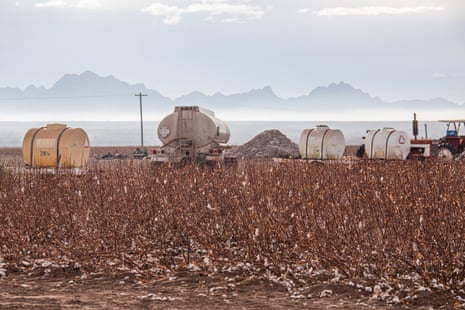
1 0 464 103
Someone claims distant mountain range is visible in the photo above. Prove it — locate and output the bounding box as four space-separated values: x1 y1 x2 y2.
0 71 463 121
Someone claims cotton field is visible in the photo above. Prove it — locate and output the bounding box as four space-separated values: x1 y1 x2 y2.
1 159 464 306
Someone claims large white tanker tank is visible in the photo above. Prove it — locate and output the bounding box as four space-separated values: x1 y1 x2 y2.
364 128 410 160
154 106 232 163
299 125 345 160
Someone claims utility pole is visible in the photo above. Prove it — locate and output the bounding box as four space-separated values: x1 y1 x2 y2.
135 92 148 148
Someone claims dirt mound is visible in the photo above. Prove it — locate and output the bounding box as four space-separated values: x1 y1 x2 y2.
234 129 299 159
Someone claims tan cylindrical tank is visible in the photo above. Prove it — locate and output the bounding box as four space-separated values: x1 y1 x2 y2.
22 124 90 168
299 125 345 160
157 106 230 149
364 128 410 160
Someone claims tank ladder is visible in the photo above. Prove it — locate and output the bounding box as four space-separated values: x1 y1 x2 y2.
177 108 194 160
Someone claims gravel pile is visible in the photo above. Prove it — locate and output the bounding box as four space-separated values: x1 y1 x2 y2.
234 129 299 159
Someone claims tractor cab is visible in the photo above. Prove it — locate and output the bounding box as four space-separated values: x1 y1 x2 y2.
437 119 465 158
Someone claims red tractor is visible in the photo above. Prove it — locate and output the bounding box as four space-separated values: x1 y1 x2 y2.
436 119 465 159
409 113 465 160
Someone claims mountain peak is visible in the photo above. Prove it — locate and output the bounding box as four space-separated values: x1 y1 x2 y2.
213 91 225 98
80 70 99 77
24 84 39 91
241 85 279 100
49 71 154 96
255 85 274 93
314 81 357 93
308 82 373 102
328 81 354 90
176 90 208 102
79 71 119 83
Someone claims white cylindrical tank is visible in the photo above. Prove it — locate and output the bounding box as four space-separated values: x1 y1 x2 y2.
299 125 345 160
364 128 410 160
157 106 230 150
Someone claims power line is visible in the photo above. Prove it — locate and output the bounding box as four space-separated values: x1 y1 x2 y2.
0 94 135 101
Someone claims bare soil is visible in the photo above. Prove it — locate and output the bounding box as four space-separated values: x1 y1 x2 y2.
1 268 456 309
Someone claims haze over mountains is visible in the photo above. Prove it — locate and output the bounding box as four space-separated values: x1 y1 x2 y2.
0 71 463 121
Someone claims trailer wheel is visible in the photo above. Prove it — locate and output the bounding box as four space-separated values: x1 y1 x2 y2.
438 146 454 160
356 144 365 158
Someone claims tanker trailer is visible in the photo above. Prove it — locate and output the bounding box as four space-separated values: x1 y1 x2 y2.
151 106 236 165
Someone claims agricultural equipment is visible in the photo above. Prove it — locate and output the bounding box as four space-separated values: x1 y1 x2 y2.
22 123 90 168
364 127 410 160
151 106 237 166
299 125 346 160
409 113 465 160
436 120 465 159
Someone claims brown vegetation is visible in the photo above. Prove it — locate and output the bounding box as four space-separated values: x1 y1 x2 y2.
1 157 464 307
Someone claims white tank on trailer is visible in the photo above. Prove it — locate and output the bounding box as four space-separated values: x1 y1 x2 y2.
157 106 230 147
299 125 345 160
154 106 231 163
364 128 410 160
